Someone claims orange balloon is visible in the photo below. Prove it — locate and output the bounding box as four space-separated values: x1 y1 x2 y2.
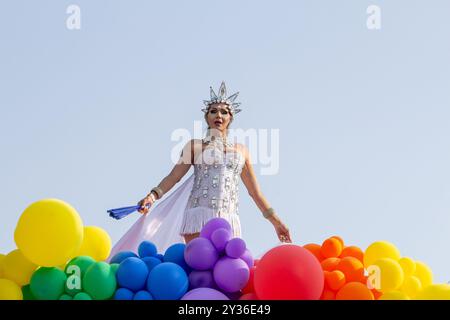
340 246 364 263
321 238 343 258
336 282 374 300
303 243 324 262
325 270 346 291
321 257 341 272
320 289 336 300
330 236 345 248
336 257 365 283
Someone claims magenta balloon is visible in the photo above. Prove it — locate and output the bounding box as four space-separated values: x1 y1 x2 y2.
213 257 249 293
210 228 231 252
188 270 216 289
181 288 229 300
225 238 246 258
200 218 232 240
240 249 254 269
184 238 218 270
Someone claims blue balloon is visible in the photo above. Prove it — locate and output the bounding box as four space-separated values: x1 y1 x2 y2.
138 241 158 258
110 251 138 264
133 290 153 300
117 257 149 291
141 257 162 273
164 243 191 273
114 288 134 300
156 254 164 261
147 262 188 300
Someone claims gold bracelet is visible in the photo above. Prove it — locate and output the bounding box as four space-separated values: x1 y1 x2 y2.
151 187 164 199
263 207 275 219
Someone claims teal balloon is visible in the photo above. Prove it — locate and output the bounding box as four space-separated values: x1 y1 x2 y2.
83 262 116 300
30 267 67 300
73 292 92 300
22 285 36 300
59 294 73 300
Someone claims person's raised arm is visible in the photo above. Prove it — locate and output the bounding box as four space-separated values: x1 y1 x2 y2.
138 140 195 214
239 144 292 243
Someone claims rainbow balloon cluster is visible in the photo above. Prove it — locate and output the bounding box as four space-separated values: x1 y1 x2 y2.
302 236 450 300
0 199 112 300
1 198 450 300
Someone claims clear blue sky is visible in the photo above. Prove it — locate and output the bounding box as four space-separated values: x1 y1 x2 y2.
1 1 450 282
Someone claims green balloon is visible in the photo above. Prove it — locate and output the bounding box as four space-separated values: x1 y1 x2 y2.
110 263 119 275
73 292 92 300
83 262 116 300
30 267 67 300
65 256 96 278
59 294 73 300
22 284 36 300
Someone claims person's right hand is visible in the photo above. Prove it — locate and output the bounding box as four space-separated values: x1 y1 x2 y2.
137 193 155 215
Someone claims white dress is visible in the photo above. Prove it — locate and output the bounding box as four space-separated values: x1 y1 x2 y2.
179 145 245 237
108 141 245 257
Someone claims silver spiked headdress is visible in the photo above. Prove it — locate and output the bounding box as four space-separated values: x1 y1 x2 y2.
201 81 242 115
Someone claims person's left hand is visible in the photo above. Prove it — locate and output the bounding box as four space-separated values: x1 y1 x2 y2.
273 221 292 243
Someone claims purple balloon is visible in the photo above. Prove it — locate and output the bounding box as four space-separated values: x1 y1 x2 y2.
240 249 254 269
181 288 229 300
200 218 232 240
213 257 250 293
184 237 218 270
211 228 231 253
188 270 216 289
225 238 246 258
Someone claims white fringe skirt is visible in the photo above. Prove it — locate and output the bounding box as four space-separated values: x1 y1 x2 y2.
179 206 242 238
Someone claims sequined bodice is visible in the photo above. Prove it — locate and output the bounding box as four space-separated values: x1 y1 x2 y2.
186 146 245 215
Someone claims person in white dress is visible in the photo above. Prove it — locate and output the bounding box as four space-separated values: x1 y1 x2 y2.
109 82 291 256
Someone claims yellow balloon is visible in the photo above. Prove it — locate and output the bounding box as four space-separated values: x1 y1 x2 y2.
2 249 37 286
416 284 450 300
0 279 23 300
401 275 422 298
379 290 410 300
0 254 5 278
14 199 84 267
364 241 401 268
398 257 416 277
371 258 404 292
77 226 112 261
414 261 433 287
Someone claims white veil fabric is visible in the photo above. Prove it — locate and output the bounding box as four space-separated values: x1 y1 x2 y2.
108 173 195 260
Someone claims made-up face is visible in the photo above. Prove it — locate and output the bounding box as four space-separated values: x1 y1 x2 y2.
205 103 233 132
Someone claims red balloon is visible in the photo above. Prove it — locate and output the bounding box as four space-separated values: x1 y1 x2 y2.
239 292 259 300
242 266 255 294
254 245 324 300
